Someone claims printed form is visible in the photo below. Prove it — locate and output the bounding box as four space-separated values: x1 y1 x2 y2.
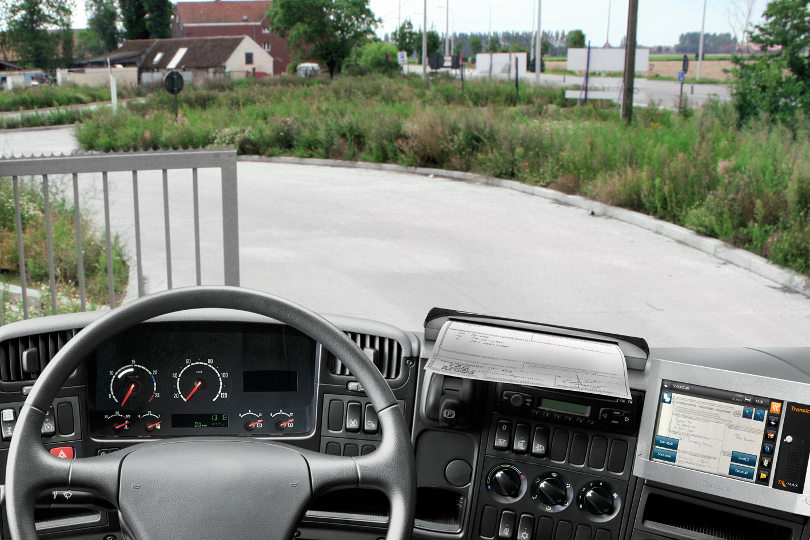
425 321 631 399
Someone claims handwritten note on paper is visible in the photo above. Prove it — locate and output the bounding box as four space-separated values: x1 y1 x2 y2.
425 321 631 399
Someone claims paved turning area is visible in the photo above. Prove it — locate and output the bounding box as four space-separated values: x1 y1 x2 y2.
2 126 809 346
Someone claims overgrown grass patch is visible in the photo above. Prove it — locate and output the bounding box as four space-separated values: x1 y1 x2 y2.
76 75 810 277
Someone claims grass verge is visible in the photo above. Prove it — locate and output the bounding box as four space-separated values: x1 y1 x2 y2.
0 179 129 324
76 75 810 277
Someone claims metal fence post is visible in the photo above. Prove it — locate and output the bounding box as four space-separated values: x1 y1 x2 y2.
220 155 240 286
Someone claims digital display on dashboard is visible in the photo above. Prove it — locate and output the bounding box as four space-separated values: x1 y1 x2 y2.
172 413 229 428
651 380 783 484
242 370 298 392
539 398 590 416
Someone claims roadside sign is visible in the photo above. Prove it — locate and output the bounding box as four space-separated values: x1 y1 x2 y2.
677 71 685 83
428 52 444 70
164 70 184 95
682 54 689 73
397 51 407 66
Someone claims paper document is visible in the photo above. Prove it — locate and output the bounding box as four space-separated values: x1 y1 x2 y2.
425 321 631 399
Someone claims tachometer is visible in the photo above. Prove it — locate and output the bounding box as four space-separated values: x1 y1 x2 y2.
108 362 158 411
173 360 230 402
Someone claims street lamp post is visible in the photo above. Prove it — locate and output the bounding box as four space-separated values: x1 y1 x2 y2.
697 0 707 80
445 0 450 56
422 0 428 79
535 0 542 83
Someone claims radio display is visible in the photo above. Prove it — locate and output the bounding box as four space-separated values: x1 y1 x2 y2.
539 398 590 416
172 413 229 428
651 380 782 484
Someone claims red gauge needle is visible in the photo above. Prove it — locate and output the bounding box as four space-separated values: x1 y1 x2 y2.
279 419 293 427
185 380 203 401
120 383 136 406
248 420 262 428
114 421 129 430
147 421 162 429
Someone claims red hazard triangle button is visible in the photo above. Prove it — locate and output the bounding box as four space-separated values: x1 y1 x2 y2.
49 446 74 459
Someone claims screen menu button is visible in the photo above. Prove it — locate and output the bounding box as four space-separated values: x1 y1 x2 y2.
728 464 755 480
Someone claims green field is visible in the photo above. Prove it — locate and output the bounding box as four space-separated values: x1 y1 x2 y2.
75 75 810 276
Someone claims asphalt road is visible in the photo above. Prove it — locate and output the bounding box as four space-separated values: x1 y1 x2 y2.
2 126 809 347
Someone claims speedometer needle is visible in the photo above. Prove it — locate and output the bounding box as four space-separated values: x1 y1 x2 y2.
185 380 203 402
121 383 136 406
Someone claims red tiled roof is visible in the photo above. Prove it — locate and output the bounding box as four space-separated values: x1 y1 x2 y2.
176 0 270 25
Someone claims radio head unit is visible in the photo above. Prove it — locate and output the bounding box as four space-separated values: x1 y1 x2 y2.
636 359 810 515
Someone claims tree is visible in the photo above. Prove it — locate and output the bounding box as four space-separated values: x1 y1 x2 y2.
469 35 482 56
727 0 759 52
83 0 119 55
567 29 585 49
144 0 172 38
3 0 73 69
675 32 736 54
486 34 500 53
350 40 400 75
120 0 148 39
393 19 416 54
267 0 378 78
733 0 810 125
415 29 440 58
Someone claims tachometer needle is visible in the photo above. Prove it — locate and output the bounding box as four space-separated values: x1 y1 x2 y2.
120 383 136 406
185 380 203 402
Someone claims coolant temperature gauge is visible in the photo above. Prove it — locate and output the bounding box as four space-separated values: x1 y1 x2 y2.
139 412 162 433
104 412 131 433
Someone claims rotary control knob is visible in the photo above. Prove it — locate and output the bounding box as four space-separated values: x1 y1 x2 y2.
534 475 568 506
577 480 619 517
485 465 526 501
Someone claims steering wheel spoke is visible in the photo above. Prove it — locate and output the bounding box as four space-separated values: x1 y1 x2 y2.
67 449 126 504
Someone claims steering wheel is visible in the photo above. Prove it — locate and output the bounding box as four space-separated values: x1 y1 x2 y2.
5 287 416 539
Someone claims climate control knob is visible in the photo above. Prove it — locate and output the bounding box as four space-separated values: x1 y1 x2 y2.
485 465 526 501
533 475 568 506
577 480 619 518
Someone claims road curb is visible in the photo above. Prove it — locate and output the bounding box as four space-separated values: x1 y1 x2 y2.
239 155 810 298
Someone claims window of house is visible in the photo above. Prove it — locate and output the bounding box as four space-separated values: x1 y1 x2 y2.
261 26 270 34
153 52 164 65
245 52 254 65
263 43 270 52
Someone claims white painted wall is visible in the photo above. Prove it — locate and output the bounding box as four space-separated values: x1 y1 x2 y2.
567 48 650 73
57 67 139 87
224 36 274 77
474 53 527 79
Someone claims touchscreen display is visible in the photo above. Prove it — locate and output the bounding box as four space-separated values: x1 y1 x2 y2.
651 380 782 484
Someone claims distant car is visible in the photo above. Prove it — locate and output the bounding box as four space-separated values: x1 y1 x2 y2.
296 63 320 77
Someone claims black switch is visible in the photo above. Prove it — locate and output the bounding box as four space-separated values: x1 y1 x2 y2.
517 514 535 540
594 529 612 540
1 408 16 441
343 444 359 457
480 505 498 539
498 510 517 540
513 423 530 454
325 442 341 455
554 520 572 540
56 402 75 436
550 428 569 462
345 401 362 432
569 432 588 466
494 420 511 450
536 517 554 540
327 400 344 432
588 436 608 469
364 403 379 434
532 426 549 457
574 524 591 540
607 439 628 473
41 407 56 437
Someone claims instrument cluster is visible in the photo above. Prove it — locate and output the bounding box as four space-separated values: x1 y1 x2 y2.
87 321 318 439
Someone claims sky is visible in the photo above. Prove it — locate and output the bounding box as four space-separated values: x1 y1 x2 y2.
70 0 766 48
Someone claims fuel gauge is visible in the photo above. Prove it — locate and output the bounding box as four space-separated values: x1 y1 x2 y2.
139 412 163 433
239 411 264 432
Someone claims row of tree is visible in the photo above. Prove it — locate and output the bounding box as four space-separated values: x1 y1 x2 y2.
1 0 173 69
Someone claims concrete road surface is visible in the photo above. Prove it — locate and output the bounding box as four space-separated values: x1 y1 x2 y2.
2 126 809 347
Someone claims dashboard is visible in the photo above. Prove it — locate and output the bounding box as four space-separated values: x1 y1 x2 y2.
87 322 318 439
1 308 810 540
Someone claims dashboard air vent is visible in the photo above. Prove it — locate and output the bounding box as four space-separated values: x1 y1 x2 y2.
328 332 403 380
0 329 79 382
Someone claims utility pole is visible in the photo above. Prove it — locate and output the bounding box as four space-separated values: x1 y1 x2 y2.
445 0 450 56
606 0 612 46
621 0 639 124
697 0 707 80
535 0 542 83
422 0 428 79
398 0 401 30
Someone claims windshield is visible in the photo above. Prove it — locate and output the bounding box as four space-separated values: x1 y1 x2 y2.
1 0 809 348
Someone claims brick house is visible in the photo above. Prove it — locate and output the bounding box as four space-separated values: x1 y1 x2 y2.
172 0 294 74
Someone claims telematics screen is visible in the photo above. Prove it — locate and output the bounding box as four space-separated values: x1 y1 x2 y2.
651 381 783 484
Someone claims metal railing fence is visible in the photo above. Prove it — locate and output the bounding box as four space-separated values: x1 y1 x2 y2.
0 149 240 324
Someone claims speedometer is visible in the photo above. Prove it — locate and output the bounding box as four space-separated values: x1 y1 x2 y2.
173 360 230 402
